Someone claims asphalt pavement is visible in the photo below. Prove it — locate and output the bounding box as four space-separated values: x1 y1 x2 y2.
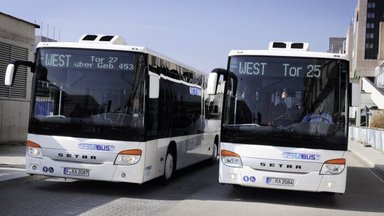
0 140 383 187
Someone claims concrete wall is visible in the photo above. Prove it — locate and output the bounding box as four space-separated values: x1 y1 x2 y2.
350 126 384 152
0 100 30 142
0 13 37 144
379 22 384 60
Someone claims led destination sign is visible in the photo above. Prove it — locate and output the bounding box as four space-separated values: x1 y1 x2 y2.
40 49 136 71
230 56 333 78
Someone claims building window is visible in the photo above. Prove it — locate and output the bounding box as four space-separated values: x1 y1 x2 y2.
367 12 375 19
368 2 376 8
366 33 374 39
365 43 374 49
367 23 375 29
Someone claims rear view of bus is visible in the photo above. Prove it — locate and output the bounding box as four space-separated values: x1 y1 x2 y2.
210 42 349 193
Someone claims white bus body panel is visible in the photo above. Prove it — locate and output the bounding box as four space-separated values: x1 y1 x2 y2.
26 131 218 183
26 134 148 183
36 41 203 77
219 142 347 193
229 49 348 60
21 36 221 185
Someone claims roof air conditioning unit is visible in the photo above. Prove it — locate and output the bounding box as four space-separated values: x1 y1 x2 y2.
269 41 309 51
79 34 126 45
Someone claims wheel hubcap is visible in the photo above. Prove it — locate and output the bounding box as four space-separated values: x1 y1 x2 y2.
213 144 218 160
165 153 174 180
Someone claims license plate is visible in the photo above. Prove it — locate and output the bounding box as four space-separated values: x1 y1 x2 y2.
63 167 90 177
266 177 295 186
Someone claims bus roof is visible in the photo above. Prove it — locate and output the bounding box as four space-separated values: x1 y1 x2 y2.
36 39 206 75
228 49 348 61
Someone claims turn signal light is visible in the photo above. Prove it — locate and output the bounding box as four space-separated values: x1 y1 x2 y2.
26 140 43 158
320 158 346 175
221 150 243 168
114 149 142 165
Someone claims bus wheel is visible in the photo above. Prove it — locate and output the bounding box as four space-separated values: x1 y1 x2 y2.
208 137 219 165
160 149 175 185
208 142 219 165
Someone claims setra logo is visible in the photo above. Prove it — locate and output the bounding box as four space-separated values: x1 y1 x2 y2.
260 162 302 170
58 153 96 160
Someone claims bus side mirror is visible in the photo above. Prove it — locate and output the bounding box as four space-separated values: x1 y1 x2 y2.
149 72 160 99
4 60 35 86
4 64 16 86
207 72 218 95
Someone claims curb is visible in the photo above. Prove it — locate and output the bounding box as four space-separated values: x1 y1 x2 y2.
349 141 384 177
349 147 375 167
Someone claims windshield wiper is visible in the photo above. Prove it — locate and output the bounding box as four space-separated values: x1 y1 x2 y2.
45 115 66 118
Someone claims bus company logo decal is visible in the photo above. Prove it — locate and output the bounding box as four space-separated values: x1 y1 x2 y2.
78 143 115 152
282 152 320 161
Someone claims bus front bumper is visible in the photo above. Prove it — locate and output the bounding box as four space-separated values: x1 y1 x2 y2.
219 164 346 193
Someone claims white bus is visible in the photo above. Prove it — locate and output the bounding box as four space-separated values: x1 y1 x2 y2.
5 34 220 184
207 42 349 193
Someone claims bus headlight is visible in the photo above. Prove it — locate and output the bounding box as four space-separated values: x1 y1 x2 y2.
114 149 142 165
320 158 345 175
26 141 43 158
221 150 243 168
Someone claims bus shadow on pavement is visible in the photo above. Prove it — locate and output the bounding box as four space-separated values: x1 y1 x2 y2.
34 165 384 214
36 159 218 198
224 166 384 214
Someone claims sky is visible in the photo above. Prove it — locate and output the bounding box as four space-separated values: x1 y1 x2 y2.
1 0 357 73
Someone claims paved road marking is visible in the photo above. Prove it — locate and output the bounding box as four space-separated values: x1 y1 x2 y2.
368 169 384 184
0 167 25 171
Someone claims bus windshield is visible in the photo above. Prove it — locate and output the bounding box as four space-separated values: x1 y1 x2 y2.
30 48 146 141
223 56 349 150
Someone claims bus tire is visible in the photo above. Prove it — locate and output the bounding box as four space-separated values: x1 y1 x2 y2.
208 136 219 165
159 146 176 185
